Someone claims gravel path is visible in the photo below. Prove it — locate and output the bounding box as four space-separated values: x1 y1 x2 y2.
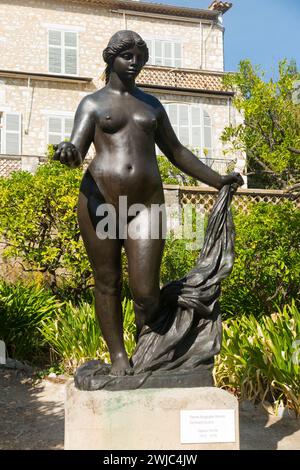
0 368 299 450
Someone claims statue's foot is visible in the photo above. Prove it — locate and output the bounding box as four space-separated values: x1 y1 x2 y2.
110 356 134 376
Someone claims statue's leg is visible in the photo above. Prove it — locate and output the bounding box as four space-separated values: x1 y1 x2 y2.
77 190 132 376
124 205 165 338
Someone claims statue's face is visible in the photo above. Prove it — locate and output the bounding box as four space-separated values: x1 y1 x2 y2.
112 45 145 80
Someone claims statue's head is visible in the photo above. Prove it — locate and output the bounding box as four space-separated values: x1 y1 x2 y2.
102 30 149 83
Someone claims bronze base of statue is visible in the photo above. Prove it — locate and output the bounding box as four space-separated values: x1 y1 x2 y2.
74 359 214 391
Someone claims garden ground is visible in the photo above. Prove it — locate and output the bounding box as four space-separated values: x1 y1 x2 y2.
0 368 299 451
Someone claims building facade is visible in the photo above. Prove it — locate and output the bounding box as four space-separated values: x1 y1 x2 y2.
0 0 245 180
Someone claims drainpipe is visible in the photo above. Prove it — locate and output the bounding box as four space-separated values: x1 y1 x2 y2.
123 12 127 29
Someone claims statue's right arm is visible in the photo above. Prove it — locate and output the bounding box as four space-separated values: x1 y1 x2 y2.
54 96 95 168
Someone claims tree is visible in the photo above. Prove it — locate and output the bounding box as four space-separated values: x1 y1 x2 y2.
221 59 300 188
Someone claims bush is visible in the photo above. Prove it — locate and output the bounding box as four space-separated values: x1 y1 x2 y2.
157 155 198 185
0 281 59 361
160 236 198 286
215 301 300 415
221 201 300 317
0 161 92 296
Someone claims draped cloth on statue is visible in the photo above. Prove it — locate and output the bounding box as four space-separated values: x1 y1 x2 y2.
75 185 235 390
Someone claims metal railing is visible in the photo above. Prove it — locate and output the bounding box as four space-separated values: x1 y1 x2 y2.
199 158 235 174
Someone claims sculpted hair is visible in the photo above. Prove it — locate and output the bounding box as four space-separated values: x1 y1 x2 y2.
102 30 149 83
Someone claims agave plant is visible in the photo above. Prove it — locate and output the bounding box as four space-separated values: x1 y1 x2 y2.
40 300 108 371
40 297 137 371
0 281 59 361
214 301 300 415
122 297 136 357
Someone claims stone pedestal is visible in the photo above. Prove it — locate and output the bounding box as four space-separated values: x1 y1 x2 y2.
65 381 239 450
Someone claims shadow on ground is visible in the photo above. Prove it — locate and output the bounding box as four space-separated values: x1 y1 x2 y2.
0 369 64 450
240 409 300 450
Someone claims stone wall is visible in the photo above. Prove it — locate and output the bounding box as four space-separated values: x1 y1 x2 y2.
1 76 95 156
0 0 224 75
0 82 243 169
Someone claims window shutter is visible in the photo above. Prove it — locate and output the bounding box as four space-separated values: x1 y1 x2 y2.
203 110 212 158
155 40 163 65
5 113 21 154
49 117 62 134
163 104 212 158
64 118 74 138
49 47 62 73
48 116 74 145
64 32 77 47
145 39 153 65
49 30 61 46
174 43 182 68
48 117 62 145
148 39 182 67
49 30 62 73
164 42 172 67
64 32 77 75
166 103 179 137
178 105 189 145
49 30 78 74
65 48 77 74
191 106 201 150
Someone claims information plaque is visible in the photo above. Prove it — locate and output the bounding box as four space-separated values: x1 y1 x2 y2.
180 409 236 444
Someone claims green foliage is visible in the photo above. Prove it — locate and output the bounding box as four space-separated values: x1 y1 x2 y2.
35 363 66 379
122 297 136 357
222 59 300 187
221 201 300 317
121 235 199 297
215 301 300 415
0 281 59 361
40 297 135 372
157 155 198 185
40 300 107 371
160 236 198 285
0 161 92 295
46 143 56 160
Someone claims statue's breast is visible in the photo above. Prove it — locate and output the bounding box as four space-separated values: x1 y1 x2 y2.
95 105 157 135
132 109 158 133
96 107 127 134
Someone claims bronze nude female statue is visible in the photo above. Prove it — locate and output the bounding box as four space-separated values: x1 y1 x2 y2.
54 30 243 389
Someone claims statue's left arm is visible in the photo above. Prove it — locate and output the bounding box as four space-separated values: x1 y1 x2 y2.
155 103 243 189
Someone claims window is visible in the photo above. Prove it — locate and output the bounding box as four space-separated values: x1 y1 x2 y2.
48 30 78 75
47 116 74 145
163 103 212 158
0 112 21 154
145 39 182 68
